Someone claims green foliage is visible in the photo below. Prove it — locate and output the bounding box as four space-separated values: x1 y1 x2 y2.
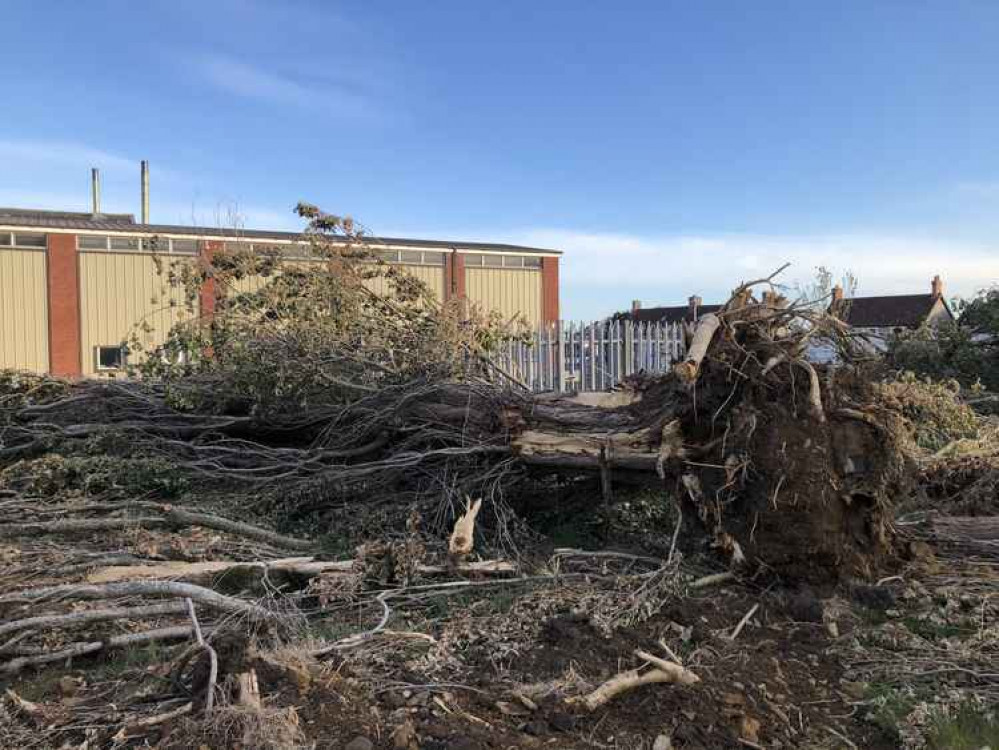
863 683 917 742
0 369 71 413
888 286 999 392
926 702 999 750
128 204 527 416
875 373 980 452
959 285 999 334
0 454 187 497
888 322 999 392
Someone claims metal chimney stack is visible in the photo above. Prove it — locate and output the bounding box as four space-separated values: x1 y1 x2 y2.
91 168 101 214
140 160 150 223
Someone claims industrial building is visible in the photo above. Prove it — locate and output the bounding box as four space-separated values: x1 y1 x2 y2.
0 193 560 378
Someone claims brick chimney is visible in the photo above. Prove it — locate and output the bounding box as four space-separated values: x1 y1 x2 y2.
688 295 701 321
631 299 642 314
832 284 844 303
931 275 943 298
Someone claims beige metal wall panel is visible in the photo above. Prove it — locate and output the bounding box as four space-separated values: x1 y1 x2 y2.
0 249 49 372
466 268 542 325
362 264 444 301
79 253 191 376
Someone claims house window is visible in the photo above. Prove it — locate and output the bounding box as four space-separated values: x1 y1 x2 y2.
13 232 46 248
523 256 542 269
0 232 11 246
170 238 199 255
482 254 503 267
95 345 127 371
79 235 110 250
109 237 140 251
422 251 445 265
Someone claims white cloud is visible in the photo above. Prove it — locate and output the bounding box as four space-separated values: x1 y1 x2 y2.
191 53 372 116
0 140 137 174
497 229 999 319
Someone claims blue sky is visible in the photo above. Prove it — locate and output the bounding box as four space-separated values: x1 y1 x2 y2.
2 0 998 318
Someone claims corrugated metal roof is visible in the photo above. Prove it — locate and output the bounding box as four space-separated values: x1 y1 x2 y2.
0 207 560 255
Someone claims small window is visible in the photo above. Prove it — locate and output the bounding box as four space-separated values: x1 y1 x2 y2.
170 238 198 255
96 345 127 371
13 233 46 248
144 236 168 253
463 253 483 267
400 250 422 264
0 233 12 247
502 255 525 268
422 251 445 265
109 236 140 251
482 254 503 267
523 256 542 269
78 235 109 250
377 250 398 263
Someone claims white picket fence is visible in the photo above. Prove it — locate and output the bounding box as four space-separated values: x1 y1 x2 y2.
491 320 686 393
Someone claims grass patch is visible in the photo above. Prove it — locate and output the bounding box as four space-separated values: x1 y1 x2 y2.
88 641 173 682
862 683 918 743
927 702 999 749
902 615 972 641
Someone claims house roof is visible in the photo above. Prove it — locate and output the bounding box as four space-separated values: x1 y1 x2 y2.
0 207 560 255
834 294 945 328
618 303 723 324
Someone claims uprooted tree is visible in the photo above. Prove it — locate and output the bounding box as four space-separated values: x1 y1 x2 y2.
1 205 922 583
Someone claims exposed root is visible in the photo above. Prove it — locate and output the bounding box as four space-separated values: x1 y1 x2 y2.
568 649 700 711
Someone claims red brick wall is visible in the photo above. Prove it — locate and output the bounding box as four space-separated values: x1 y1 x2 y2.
448 250 466 300
46 233 81 377
541 256 559 323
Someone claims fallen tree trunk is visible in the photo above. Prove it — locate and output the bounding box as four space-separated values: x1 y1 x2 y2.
1 273 913 582
0 581 275 619
85 557 516 585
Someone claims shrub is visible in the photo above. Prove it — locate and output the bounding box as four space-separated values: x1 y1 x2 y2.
875 373 980 452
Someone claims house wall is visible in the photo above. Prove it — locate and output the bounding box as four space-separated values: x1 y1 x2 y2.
0 248 49 372
365 264 446 300
0 227 559 376
78 251 191 376
926 298 953 326
466 266 543 326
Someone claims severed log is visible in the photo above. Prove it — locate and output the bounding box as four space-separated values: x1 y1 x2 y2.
673 313 721 383
512 428 659 471
568 649 700 711
449 497 483 558
0 581 274 619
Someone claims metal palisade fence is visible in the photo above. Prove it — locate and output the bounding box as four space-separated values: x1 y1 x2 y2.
491 319 686 393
